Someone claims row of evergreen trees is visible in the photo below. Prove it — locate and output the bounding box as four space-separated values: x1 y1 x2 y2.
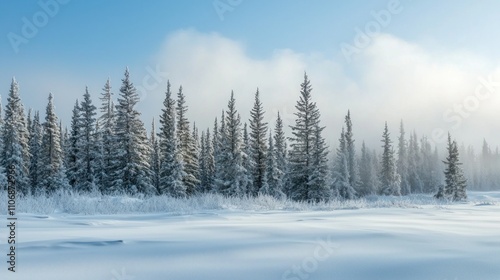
459 139 500 190
1 69 468 201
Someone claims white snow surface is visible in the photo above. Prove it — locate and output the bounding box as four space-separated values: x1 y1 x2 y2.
1 192 500 280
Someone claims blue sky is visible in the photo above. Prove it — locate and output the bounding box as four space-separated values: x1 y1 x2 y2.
3 0 500 65
1 0 500 148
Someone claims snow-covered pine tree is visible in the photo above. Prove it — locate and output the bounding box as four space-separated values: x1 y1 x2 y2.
199 130 207 192
249 89 268 195
478 139 494 189
77 87 98 192
3 78 30 195
242 123 254 196
98 78 117 193
407 131 423 193
113 68 154 195
59 122 66 161
190 123 201 192
158 82 186 197
358 141 378 196
436 133 467 201
274 112 289 196
150 119 161 193
288 73 324 201
28 111 43 194
176 86 200 195
59 123 70 191
0 97 7 191
211 117 219 192
61 125 69 169
379 122 401 196
260 130 285 198
27 108 32 139
461 143 475 190
204 128 215 192
66 100 81 188
307 124 330 202
344 110 361 194
216 92 247 196
431 146 442 190
397 120 410 195
26 109 32 152
332 128 356 199
93 120 104 190
419 136 440 193
40 93 70 193
214 111 229 194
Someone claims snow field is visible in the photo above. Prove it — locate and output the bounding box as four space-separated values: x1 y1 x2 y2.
0 191 499 280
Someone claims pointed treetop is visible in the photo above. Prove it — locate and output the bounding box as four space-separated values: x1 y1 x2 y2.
9 77 19 95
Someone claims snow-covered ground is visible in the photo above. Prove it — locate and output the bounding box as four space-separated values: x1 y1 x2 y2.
1 192 500 280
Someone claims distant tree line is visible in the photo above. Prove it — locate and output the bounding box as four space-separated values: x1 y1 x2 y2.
1 69 479 201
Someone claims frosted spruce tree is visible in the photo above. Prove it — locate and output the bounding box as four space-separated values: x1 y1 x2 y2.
150 119 161 193
379 122 401 196
344 111 361 194
98 79 118 193
215 92 247 196
77 87 98 192
60 124 69 168
2 78 30 194
242 123 254 195
477 139 499 190
113 68 154 195
307 124 330 202
249 89 268 195
158 82 186 197
274 112 289 196
288 73 327 201
176 86 200 195
397 120 410 195
214 111 228 193
191 124 201 191
407 131 423 193
203 128 215 192
359 141 378 196
40 93 70 193
435 134 467 201
212 117 221 192
28 111 43 194
93 120 104 190
0 98 6 191
199 130 211 192
66 100 81 188
260 130 285 198
419 136 441 193
332 128 356 199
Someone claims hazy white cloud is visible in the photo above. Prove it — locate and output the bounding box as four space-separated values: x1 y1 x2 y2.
145 29 358 148
15 29 497 153
353 34 500 148
139 29 500 151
